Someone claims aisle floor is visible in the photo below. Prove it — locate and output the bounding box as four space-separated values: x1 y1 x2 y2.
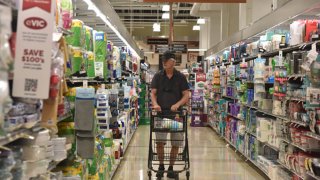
113 125 266 180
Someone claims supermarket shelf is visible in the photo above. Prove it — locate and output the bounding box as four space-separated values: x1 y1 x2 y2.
306 171 320 180
222 95 237 100
223 136 270 179
245 131 257 138
262 142 279 152
48 143 72 171
290 120 308 127
110 128 137 179
110 161 121 179
227 113 244 121
58 112 73 123
304 131 320 141
280 138 320 152
0 129 29 146
208 122 269 178
288 74 306 79
243 105 290 121
286 97 306 102
277 160 305 180
0 124 42 146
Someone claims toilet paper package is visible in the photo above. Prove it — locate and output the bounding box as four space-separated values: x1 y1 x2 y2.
71 47 84 73
67 19 84 47
94 31 107 79
84 26 93 51
86 51 95 77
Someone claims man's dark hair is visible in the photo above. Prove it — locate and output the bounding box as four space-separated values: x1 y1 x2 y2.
162 50 176 61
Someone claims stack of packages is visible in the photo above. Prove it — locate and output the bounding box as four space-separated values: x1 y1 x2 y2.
74 87 96 158
96 88 111 132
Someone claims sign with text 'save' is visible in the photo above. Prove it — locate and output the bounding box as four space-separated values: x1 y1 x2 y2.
13 0 54 99
143 0 245 2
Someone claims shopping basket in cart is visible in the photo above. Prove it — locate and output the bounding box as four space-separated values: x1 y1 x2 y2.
147 110 190 180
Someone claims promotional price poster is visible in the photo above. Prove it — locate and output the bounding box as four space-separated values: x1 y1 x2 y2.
13 0 54 99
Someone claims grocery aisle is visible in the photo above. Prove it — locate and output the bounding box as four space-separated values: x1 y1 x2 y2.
113 125 266 180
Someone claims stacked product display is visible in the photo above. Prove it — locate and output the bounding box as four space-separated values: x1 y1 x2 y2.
206 17 320 180
0 0 141 179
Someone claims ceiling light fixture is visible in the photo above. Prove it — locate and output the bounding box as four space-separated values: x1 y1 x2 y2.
193 25 200 31
162 13 170 19
162 5 170 12
82 0 140 58
197 18 206 24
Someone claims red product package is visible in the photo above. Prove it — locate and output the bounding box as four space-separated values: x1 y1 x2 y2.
305 20 318 42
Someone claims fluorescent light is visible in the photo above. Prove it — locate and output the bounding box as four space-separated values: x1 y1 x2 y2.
162 5 170 12
82 0 141 58
197 18 205 24
188 49 207 52
153 23 161 32
162 13 170 19
193 25 200 31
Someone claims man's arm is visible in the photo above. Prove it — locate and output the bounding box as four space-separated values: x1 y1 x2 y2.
171 90 189 111
151 88 161 111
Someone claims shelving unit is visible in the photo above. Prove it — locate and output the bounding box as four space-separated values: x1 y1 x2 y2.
307 171 320 180
220 132 270 179
204 2 320 178
277 160 305 180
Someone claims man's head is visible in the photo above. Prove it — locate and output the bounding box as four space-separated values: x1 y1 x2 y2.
162 50 176 70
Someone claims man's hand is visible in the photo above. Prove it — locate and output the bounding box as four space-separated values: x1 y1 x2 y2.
153 104 162 112
171 103 180 112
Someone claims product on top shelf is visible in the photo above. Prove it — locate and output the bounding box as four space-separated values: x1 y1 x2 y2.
67 19 84 47
94 31 107 79
60 0 73 29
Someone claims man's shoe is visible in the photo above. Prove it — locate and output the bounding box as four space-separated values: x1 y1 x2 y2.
167 166 178 178
156 164 165 178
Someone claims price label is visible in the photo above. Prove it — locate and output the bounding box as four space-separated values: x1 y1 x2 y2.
83 80 88 88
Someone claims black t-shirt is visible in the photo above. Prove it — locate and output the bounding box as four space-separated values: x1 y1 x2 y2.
151 69 189 109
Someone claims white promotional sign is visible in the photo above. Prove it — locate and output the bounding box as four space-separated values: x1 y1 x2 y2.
13 0 54 99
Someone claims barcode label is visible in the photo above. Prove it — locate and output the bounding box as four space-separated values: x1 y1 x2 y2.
24 78 38 92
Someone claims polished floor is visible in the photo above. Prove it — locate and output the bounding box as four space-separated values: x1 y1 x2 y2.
113 125 267 180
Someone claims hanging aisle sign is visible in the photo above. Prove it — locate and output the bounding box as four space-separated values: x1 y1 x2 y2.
13 0 54 99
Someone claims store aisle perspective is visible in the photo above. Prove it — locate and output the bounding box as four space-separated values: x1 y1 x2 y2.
113 125 266 180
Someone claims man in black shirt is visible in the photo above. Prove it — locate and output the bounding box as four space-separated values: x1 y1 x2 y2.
151 51 190 178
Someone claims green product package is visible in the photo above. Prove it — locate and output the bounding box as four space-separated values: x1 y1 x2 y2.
71 47 84 73
86 51 95 77
94 31 108 79
84 25 93 51
67 19 84 47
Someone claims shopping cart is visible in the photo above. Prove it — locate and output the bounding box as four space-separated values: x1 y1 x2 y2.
147 109 190 180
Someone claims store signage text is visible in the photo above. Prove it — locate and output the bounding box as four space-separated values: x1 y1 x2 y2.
24 17 47 30
155 44 187 53
13 0 54 99
22 49 45 63
147 38 169 45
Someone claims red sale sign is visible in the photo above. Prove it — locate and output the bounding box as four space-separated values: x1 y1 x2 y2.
13 0 54 99
22 0 51 12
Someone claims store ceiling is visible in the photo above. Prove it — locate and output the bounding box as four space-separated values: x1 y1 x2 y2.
109 0 197 27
